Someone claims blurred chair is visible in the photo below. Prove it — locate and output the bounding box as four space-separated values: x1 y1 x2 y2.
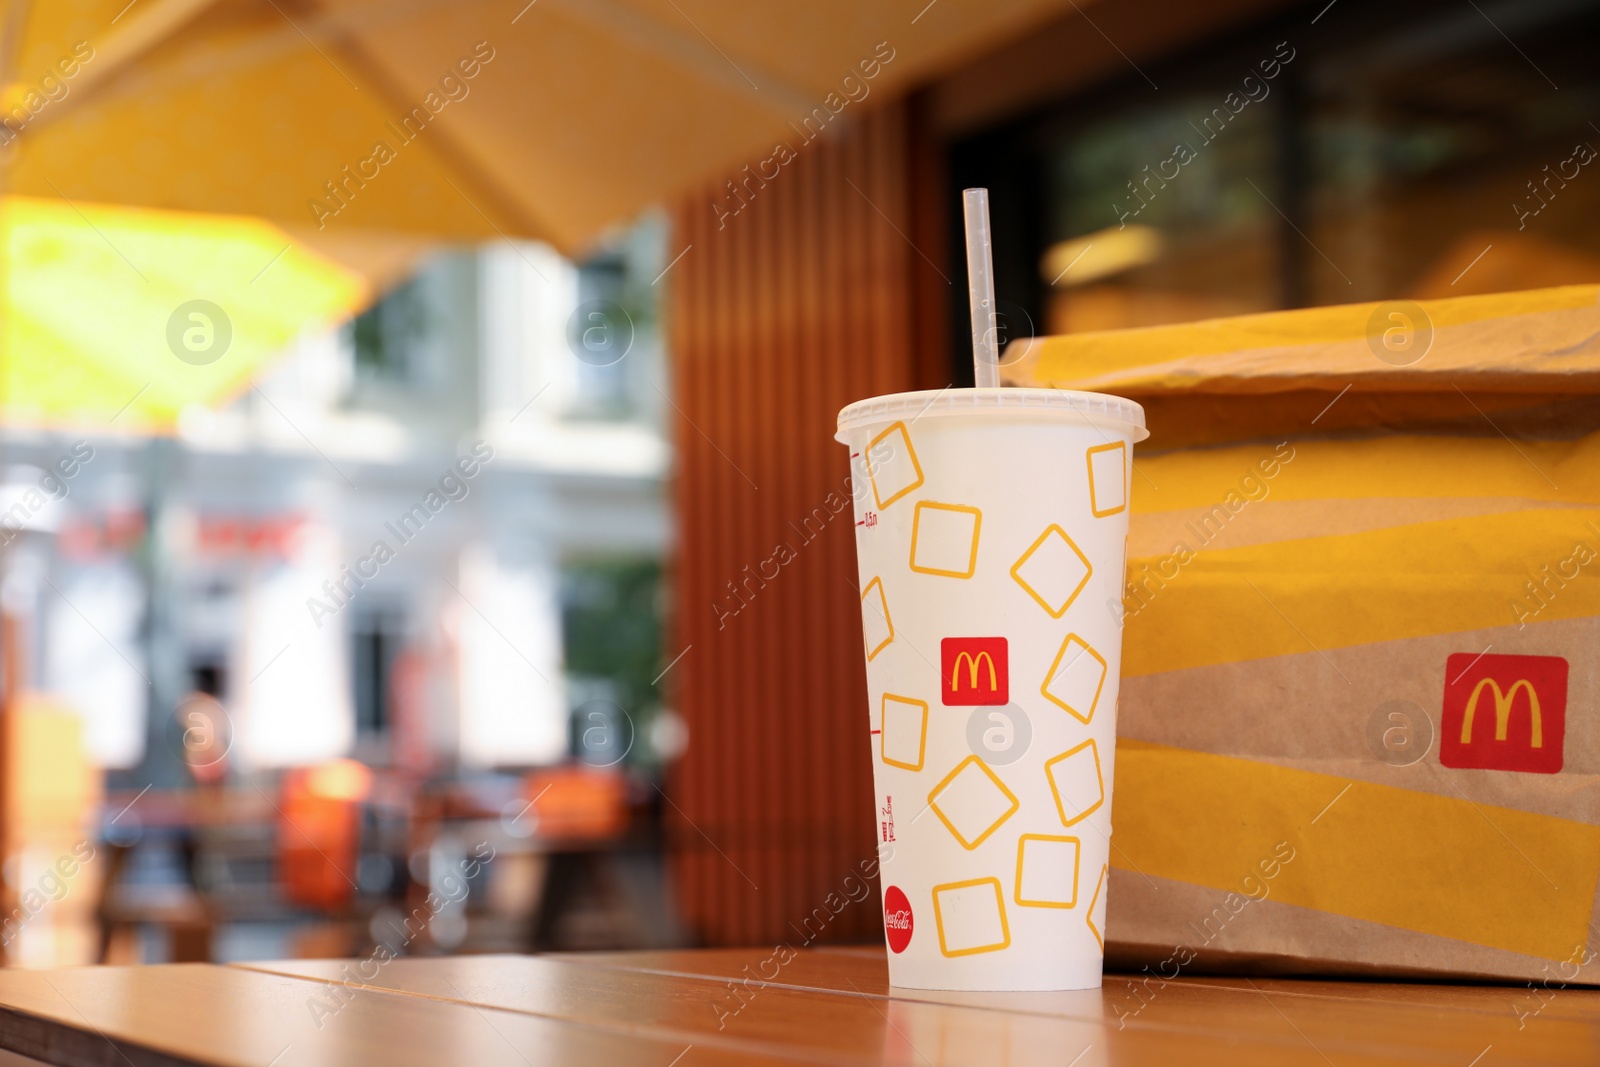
95 838 211 965
98 691 236 964
278 759 371 912
519 766 643 951
520 766 628 840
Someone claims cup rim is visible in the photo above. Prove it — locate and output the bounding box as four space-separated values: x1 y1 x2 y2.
835 387 1148 443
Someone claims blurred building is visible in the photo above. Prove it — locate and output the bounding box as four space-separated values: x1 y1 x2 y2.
0 227 671 963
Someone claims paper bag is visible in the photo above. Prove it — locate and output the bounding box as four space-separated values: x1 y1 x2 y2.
1008 285 1600 983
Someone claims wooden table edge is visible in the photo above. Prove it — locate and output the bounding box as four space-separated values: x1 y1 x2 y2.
227 961 852 1066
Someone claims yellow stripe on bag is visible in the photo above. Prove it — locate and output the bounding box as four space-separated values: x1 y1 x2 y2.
1131 433 1600 513
1026 285 1599 382
1123 507 1600 677
1113 741 1600 963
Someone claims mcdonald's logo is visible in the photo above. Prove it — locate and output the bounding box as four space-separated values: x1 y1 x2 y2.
940 637 1008 706
1462 678 1542 747
1440 653 1567 774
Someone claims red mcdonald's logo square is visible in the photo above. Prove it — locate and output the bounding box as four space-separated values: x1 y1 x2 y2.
1440 652 1567 774
941 637 1008 706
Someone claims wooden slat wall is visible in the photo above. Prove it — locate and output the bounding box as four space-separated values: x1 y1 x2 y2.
664 99 946 947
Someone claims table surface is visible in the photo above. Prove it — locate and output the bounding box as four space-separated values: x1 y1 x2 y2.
0 948 1591 1066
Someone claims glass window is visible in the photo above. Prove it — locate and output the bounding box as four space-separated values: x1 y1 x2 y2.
956 0 1600 344
346 276 429 382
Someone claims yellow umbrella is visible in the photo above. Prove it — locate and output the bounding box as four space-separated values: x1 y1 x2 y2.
2 0 1073 252
0 0 1072 427
2 194 367 430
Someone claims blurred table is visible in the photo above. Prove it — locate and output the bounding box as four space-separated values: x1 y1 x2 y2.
0 948 1591 1065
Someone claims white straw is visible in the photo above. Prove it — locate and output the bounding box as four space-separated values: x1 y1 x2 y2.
963 188 1001 388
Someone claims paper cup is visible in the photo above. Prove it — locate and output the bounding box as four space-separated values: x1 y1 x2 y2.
836 387 1147 991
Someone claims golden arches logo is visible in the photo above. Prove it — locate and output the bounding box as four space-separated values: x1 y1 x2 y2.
1460 677 1541 748
951 651 997 693
1439 652 1566 774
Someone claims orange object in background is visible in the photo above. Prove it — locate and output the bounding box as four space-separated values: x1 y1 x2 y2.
278 759 372 910
3 694 102 967
521 767 628 841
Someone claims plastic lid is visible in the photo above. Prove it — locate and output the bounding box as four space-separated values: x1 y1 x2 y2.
835 387 1148 443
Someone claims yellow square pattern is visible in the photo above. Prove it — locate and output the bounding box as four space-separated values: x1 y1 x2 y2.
927 755 1019 850
1086 863 1109 951
1010 524 1092 618
866 421 924 510
909 501 983 579
1044 739 1105 828
861 577 893 661
1014 834 1081 909
879 694 928 772
1087 441 1127 517
1041 634 1108 724
932 877 1011 958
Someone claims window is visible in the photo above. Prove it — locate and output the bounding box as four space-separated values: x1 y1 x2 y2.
560 558 664 766
565 254 637 419
352 609 404 741
950 0 1600 357
346 277 429 382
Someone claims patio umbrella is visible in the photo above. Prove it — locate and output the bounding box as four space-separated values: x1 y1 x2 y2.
2 194 367 430
0 0 1073 426
1 0 1072 252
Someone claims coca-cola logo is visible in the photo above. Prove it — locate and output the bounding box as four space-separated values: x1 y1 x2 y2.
884 885 913 953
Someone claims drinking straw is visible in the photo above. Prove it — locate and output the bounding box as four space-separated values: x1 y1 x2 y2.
963 188 1001 388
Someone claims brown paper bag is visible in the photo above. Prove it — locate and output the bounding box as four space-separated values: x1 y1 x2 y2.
1009 285 1600 984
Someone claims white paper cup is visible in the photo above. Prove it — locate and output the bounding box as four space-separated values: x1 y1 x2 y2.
836 387 1147 991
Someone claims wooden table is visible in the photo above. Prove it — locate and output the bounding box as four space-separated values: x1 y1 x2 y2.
0 948 1590 1065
